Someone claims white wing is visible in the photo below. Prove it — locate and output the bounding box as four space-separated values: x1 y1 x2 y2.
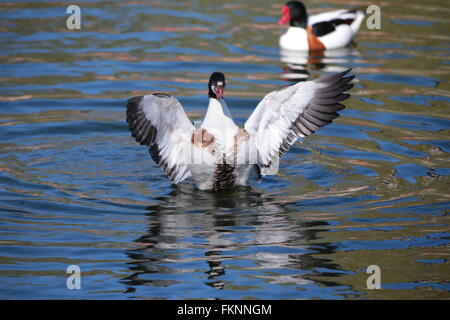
126 93 195 183
244 69 353 174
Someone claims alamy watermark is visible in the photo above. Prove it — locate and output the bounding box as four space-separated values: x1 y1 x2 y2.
66 265 81 289
366 5 381 30
66 5 81 30
366 265 381 289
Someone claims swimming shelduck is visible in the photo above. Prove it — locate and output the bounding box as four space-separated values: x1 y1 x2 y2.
279 1 365 51
126 70 353 191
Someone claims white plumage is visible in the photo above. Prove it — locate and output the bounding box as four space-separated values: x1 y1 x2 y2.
126 70 353 191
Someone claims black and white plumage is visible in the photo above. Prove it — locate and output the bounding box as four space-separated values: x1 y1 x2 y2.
126 93 194 183
126 70 353 191
279 1 365 51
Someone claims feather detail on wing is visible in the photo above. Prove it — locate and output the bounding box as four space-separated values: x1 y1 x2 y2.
126 93 195 183
244 69 354 175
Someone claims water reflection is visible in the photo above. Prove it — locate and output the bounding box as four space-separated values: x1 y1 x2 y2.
1 0 449 300
280 46 361 81
121 188 342 297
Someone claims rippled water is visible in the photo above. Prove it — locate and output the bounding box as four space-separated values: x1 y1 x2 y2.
0 0 449 299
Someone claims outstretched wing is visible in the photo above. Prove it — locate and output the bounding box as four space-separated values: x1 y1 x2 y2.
126 93 195 183
244 69 353 174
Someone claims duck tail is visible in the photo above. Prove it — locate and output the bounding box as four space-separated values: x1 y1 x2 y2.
347 8 365 34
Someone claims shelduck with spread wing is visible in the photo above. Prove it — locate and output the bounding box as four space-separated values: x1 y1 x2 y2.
126 70 354 191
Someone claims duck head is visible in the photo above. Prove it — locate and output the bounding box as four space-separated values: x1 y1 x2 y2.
278 1 308 28
208 72 226 100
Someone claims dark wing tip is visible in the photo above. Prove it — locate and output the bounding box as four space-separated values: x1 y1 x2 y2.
291 69 353 137
125 95 157 147
152 93 172 98
126 96 144 112
342 68 352 75
342 74 355 84
315 68 352 84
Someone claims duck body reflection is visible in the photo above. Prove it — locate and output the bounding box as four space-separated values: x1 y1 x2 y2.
121 187 345 298
280 46 362 82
